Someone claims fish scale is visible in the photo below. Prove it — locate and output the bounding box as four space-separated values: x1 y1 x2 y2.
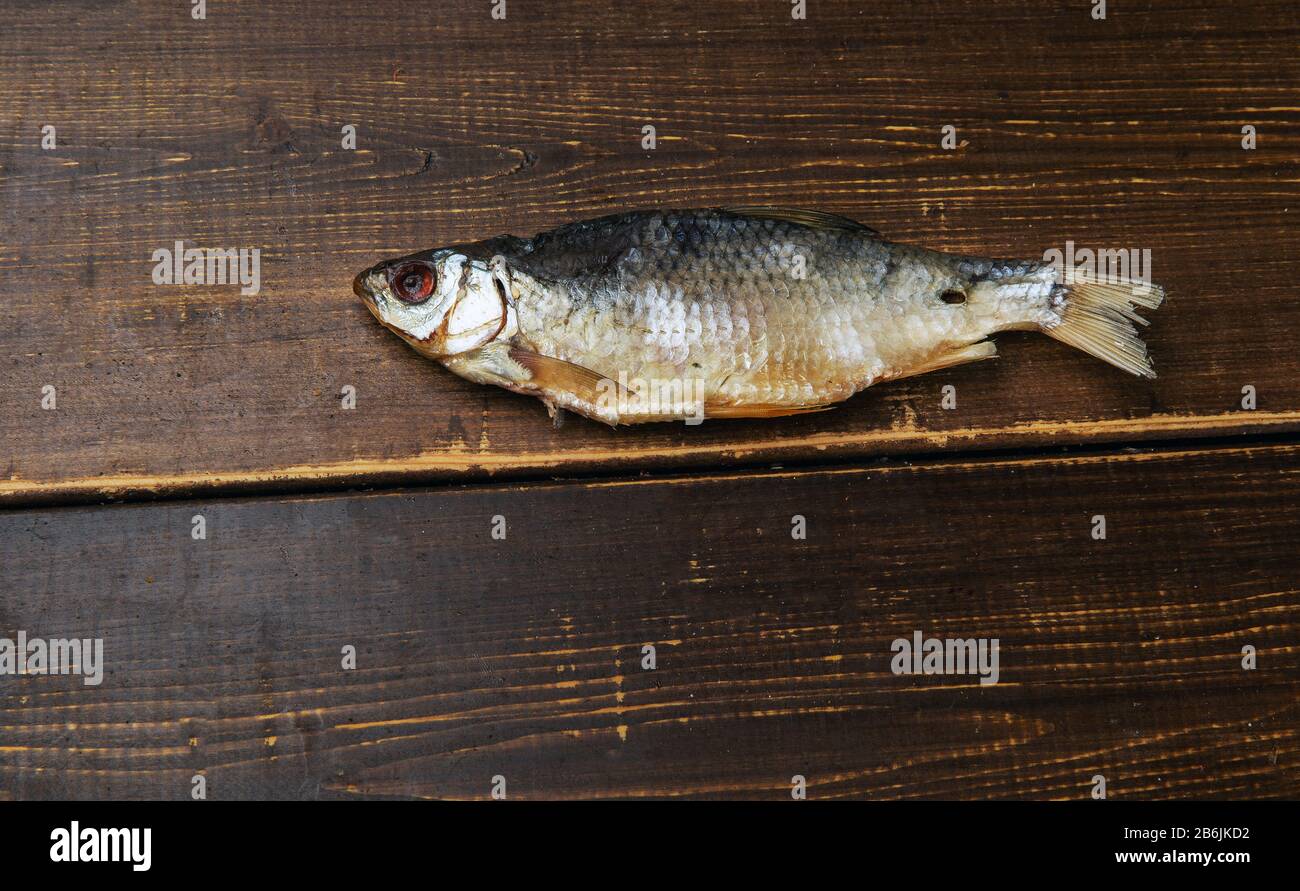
513 211 894 406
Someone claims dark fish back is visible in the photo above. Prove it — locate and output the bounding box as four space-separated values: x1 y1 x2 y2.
497 208 889 296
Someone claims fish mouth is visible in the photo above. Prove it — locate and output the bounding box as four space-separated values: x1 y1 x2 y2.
353 266 389 310
352 270 368 299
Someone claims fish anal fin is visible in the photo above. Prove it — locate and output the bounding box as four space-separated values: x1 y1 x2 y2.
721 205 880 236
703 402 836 419
886 341 998 382
507 347 621 403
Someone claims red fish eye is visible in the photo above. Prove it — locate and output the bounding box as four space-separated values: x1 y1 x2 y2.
390 262 435 303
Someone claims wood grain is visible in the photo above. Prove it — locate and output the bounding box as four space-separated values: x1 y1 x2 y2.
1 442 1296 800
1 0 1298 502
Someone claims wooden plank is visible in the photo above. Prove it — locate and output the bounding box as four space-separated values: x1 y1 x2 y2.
1 443 1296 800
2 0 1298 503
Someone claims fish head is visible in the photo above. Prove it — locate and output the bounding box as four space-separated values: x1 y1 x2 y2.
942 258 1063 333
354 249 514 358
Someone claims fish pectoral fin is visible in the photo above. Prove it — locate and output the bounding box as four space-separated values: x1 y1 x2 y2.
439 342 525 388
507 347 620 403
721 205 880 236
886 340 998 382
703 402 836 419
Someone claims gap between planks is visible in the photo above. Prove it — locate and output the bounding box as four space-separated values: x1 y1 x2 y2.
3 416 1299 512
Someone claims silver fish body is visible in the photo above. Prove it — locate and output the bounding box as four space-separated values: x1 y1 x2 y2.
355 207 1163 424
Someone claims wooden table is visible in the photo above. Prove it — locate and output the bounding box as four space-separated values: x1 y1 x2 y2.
1 0 1296 799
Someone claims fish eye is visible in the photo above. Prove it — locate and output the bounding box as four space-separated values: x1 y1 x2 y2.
390 262 435 304
940 289 967 305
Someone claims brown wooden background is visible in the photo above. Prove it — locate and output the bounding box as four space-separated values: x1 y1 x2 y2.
0 0 1296 799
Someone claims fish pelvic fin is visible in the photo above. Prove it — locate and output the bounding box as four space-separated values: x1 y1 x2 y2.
703 402 836 420
1042 269 1165 378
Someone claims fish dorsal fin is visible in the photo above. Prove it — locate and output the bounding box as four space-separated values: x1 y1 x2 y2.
722 205 880 236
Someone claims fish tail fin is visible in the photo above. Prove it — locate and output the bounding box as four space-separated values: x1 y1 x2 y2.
1041 269 1165 378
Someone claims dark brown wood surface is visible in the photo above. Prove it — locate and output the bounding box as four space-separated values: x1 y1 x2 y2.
1 0 1298 502
1 1 1298 801
1 443 1296 800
